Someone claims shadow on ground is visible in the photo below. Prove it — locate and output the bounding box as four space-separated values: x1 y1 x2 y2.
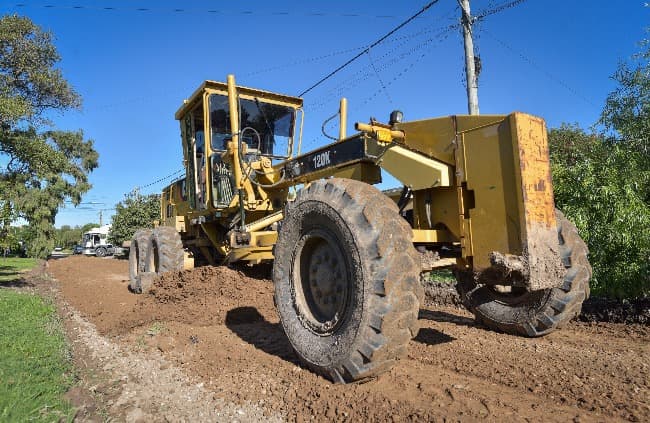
0 266 33 288
225 306 299 364
419 309 475 327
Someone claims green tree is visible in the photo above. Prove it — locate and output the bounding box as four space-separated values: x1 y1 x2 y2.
550 33 650 299
108 191 160 247
53 225 85 249
601 34 650 160
0 15 99 258
80 222 99 233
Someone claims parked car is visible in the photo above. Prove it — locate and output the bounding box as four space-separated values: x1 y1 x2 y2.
73 245 84 255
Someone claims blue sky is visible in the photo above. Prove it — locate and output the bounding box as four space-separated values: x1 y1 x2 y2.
1 0 647 227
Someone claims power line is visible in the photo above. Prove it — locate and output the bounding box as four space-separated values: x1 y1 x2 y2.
304 11 463 114
298 0 442 97
474 0 529 21
303 0 522 112
8 3 416 19
481 28 598 107
136 168 184 191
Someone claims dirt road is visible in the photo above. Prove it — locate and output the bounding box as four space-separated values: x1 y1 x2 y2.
46 256 649 422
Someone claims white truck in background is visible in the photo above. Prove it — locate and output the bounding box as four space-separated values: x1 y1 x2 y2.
82 224 116 257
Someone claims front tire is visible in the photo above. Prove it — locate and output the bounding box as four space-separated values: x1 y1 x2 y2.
95 247 107 258
456 210 591 337
273 179 423 383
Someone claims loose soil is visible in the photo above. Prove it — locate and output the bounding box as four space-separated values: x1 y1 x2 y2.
44 256 649 422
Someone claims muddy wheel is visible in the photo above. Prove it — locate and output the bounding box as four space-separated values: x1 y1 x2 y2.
273 178 423 383
456 210 591 337
144 226 184 275
128 229 153 293
95 247 107 258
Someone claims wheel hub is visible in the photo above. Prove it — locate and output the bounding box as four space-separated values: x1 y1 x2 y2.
293 230 350 335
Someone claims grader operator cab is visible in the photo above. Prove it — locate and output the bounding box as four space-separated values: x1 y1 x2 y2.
129 75 591 383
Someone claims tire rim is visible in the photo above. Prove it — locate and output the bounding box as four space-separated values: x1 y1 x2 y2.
292 228 351 335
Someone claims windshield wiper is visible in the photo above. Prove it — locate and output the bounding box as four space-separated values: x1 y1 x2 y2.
254 97 274 140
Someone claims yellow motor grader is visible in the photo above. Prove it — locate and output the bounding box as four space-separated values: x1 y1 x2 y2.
128 75 591 383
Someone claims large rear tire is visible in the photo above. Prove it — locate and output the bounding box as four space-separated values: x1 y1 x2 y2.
128 229 153 293
456 210 591 337
144 226 184 275
273 178 423 383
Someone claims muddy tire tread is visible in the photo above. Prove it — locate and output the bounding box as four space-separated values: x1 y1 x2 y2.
145 226 184 274
274 178 423 383
456 210 591 337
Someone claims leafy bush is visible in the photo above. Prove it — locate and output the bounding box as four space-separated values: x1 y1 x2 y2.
549 33 649 299
549 126 649 298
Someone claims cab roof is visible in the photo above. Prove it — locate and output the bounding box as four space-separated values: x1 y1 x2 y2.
175 79 304 120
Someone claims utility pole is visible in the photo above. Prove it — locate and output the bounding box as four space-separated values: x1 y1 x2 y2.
99 210 103 226
459 0 479 115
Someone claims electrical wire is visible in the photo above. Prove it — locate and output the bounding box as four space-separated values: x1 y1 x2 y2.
481 28 598 107
298 0 442 97
136 168 185 190
8 3 418 19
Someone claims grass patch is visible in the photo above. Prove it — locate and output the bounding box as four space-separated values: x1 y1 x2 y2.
0 257 38 284
427 269 456 284
0 285 74 421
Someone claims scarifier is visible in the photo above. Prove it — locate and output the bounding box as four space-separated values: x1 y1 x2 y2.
129 75 591 383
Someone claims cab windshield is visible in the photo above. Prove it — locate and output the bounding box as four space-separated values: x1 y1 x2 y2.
209 94 295 158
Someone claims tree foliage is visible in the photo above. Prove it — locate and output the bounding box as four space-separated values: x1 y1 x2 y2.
600 34 650 160
108 191 160 247
0 15 98 258
550 34 650 299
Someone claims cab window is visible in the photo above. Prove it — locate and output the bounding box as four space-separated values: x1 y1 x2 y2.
209 94 295 158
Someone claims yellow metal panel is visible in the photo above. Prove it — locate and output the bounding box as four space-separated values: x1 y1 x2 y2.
250 231 278 247
411 229 453 243
456 113 559 279
411 187 460 239
396 117 457 165
227 246 274 263
380 145 453 190
183 251 194 270
459 114 521 269
509 113 557 231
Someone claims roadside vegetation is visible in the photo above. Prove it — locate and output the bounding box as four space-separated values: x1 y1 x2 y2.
0 259 74 421
108 190 160 247
549 33 649 299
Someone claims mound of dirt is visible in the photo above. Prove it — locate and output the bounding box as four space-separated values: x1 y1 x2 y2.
421 277 464 308
113 265 277 335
